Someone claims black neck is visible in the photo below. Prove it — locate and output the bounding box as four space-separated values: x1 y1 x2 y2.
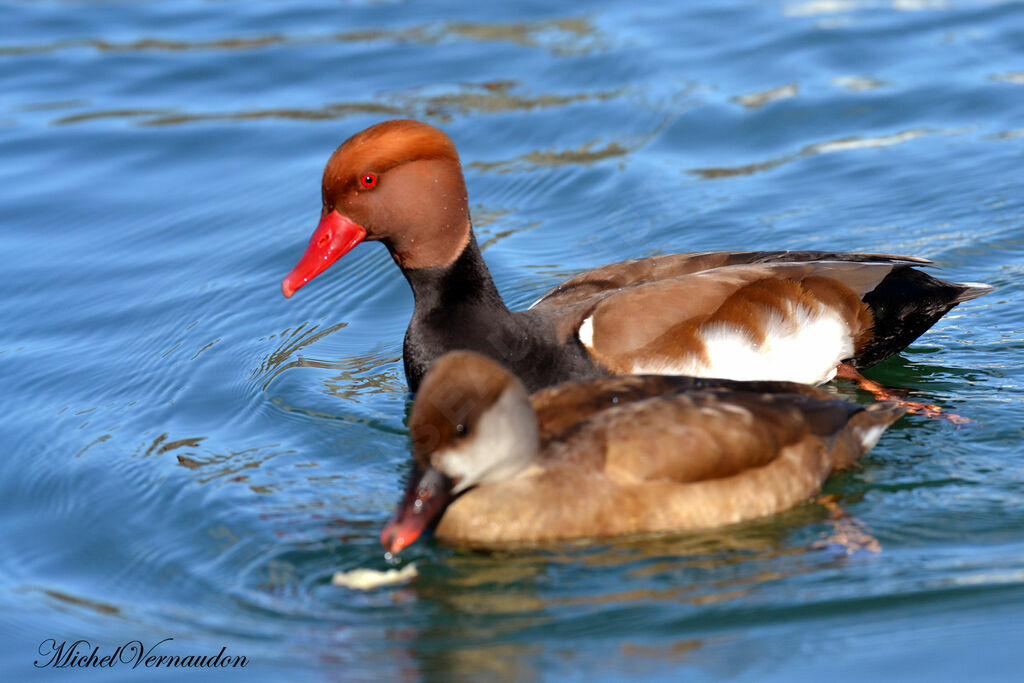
399 230 522 390
401 230 508 315
396 229 604 393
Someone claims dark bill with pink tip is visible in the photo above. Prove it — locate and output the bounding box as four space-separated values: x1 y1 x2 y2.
380 467 453 555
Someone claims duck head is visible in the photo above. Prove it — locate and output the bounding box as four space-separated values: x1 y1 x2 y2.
281 119 471 297
381 352 540 554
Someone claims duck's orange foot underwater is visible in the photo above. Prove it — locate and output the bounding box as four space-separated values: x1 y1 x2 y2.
813 494 882 555
835 363 971 425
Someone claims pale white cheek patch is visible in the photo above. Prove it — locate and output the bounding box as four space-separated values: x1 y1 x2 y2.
631 303 854 385
435 386 539 494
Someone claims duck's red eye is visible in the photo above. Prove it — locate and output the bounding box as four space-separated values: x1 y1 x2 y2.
360 173 377 189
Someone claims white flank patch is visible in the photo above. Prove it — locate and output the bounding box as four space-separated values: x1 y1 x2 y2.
631 301 853 384
577 315 595 349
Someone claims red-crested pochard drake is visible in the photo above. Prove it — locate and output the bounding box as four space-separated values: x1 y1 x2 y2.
380 351 904 552
281 119 992 394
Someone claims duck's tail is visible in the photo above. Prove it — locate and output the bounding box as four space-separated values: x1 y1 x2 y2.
953 281 995 303
832 402 906 470
854 268 994 368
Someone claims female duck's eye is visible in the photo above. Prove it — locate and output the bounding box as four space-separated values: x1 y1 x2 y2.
360 173 377 189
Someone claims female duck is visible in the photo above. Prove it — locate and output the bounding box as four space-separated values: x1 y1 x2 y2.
381 351 903 553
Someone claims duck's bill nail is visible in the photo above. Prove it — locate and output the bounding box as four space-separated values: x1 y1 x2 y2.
380 467 453 554
281 211 366 298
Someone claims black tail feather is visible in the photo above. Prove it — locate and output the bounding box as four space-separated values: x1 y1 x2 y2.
854 267 992 368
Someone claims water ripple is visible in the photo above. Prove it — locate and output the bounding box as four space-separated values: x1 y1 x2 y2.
0 17 601 58
691 128 950 179
3 0 1022 679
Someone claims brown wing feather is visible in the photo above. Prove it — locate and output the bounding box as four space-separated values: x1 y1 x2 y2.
529 374 839 446
594 391 863 484
598 394 804 484
582 262 883 372
530 250 927 311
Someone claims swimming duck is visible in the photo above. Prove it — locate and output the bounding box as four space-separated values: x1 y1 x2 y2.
380 351 904 552
281 119 991 393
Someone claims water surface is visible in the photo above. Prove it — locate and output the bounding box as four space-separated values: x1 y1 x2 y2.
3 0 1023 680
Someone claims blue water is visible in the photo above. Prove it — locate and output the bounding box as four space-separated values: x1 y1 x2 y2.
3 0 1023 679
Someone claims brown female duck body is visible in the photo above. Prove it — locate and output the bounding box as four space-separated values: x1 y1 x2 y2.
282 119 991 393
380 351 904 552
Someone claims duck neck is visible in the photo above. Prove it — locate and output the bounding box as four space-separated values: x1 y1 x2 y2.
402 229 507 314
400 229 521 390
